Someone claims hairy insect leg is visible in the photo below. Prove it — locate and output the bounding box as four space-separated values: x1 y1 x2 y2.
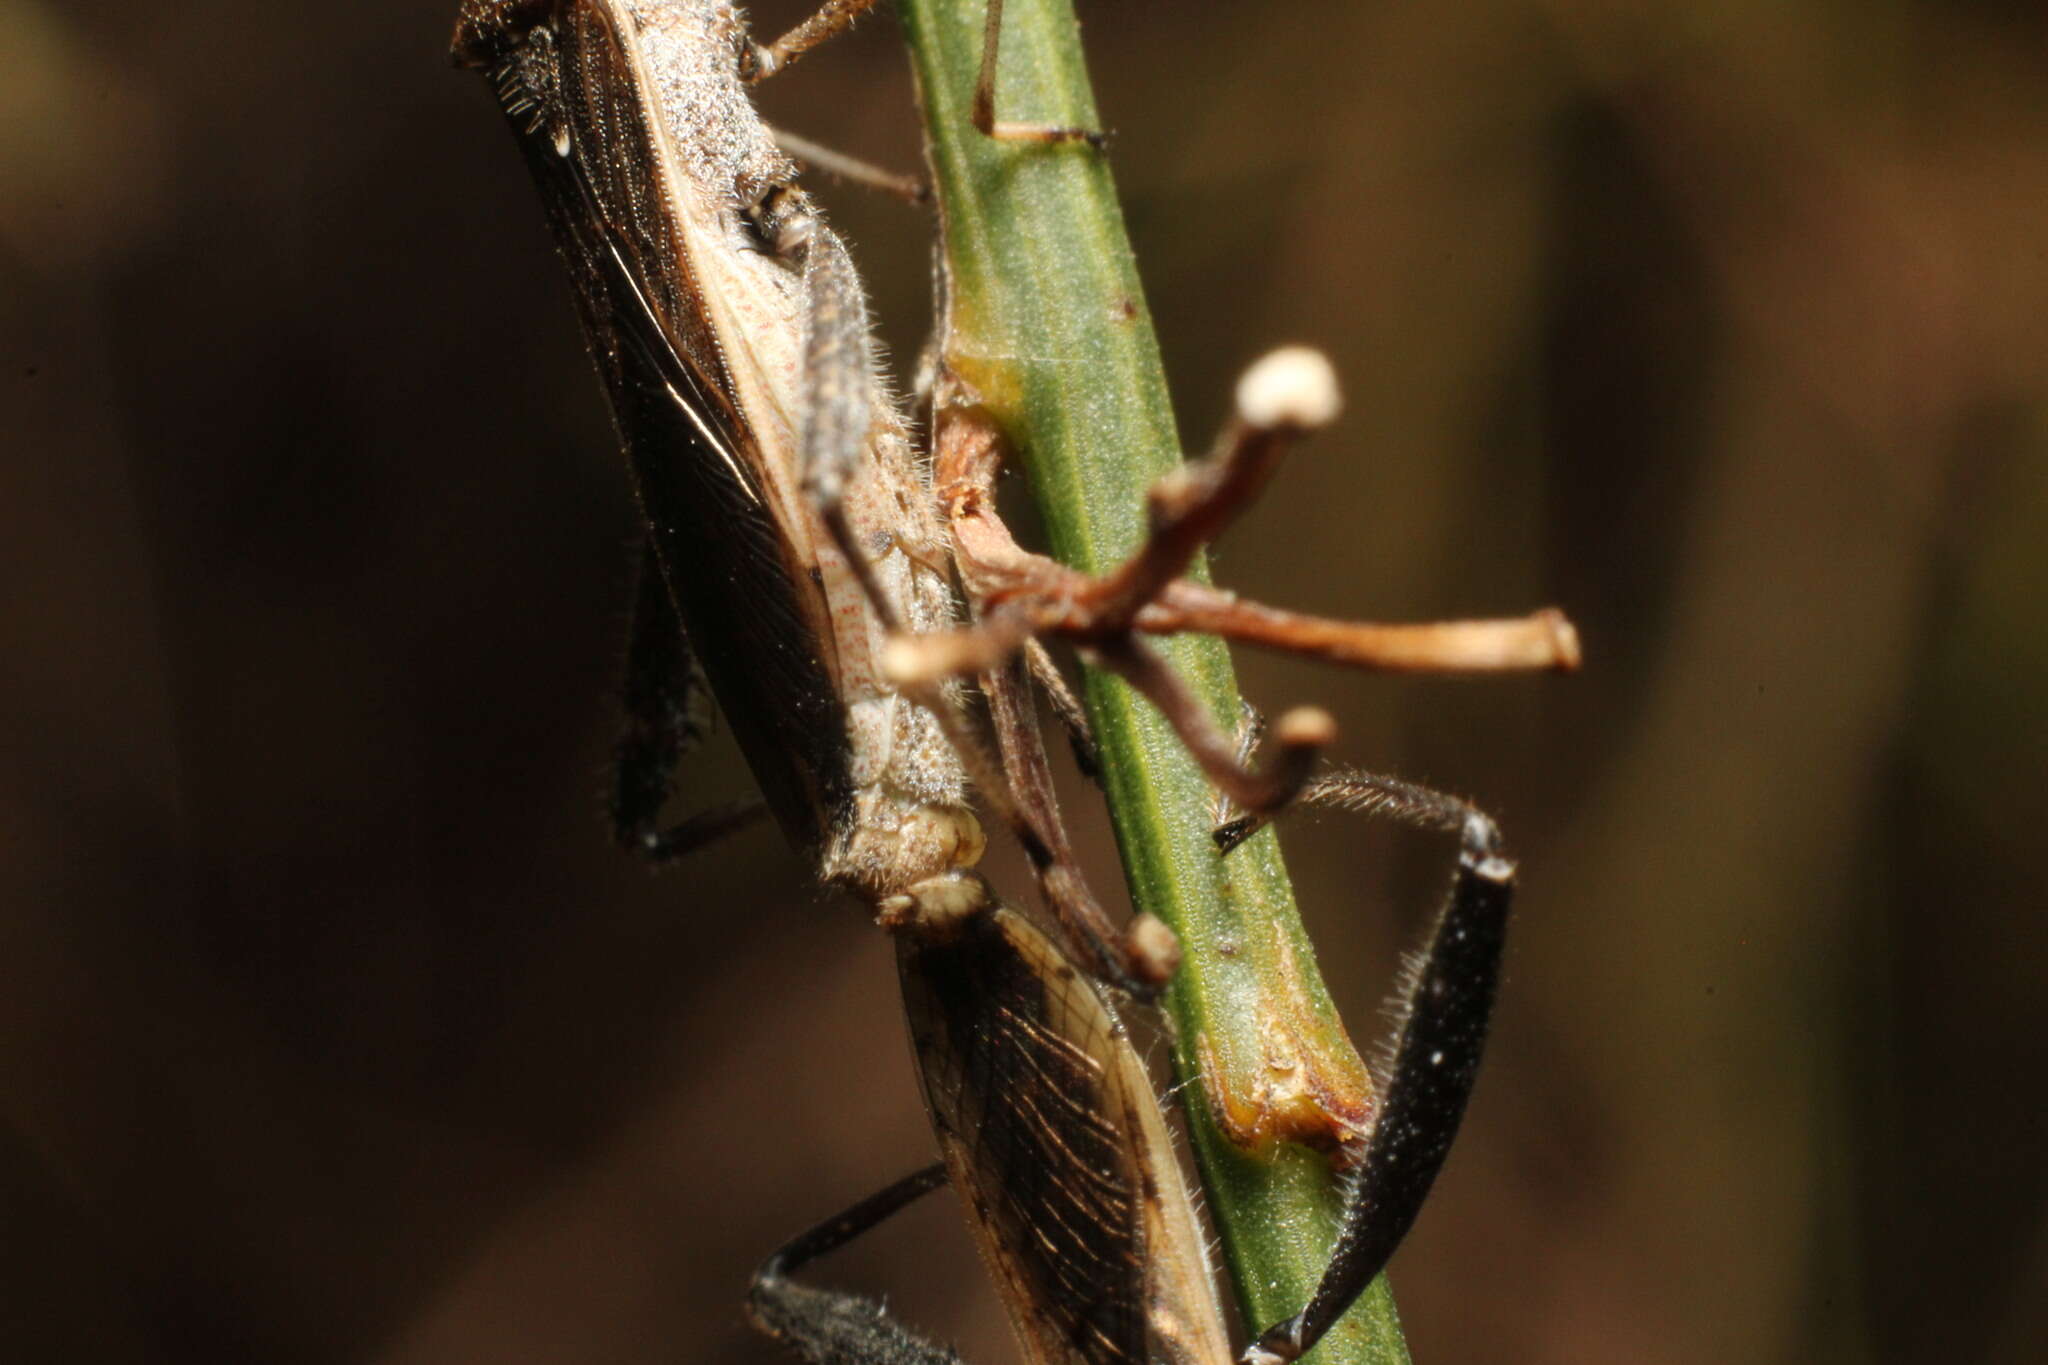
610 544 769 861
774 128 930 204
749 1164 964 1365
744 0 889 81
762 198 1167 991
1209 702 1267 830
1216 758 1512 857
760 202 903 628
1228 774 1516 1365
968 0 1105 145
748 0 1103 146
1022 637 1098 776
981 650 1178 988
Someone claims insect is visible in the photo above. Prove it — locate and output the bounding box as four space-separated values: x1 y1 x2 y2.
747 367 1535 1365
450 0 1155 994
751 669 1522 1365
449 2 1578 1362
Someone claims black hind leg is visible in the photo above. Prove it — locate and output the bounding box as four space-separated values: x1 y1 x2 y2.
749 1165 965 1365
1231 773 1516 1365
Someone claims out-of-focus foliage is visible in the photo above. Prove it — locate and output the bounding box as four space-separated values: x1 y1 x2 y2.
1 1 2041 1362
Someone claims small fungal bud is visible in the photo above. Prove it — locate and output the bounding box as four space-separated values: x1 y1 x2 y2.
1537 607 1585 671
1125 913 1182 985
1235 346 1341 432
1272 705 1338 750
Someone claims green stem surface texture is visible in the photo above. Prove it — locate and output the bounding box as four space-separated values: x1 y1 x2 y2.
897 4 1410 1362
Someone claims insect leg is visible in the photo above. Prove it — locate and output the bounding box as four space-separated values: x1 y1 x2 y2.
981 650 1179 989
744 0 891 82
747 0 1103 146
609 542 768 861
967 0 1105 146
763 195 1163 991
1208 702 1267 830
749 1164 965 1365
773 128 930 204
1021 636 1097 777
768 205 899 625
1234 774 1515 1365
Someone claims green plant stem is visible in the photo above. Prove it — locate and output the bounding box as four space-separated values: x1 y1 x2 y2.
896 4 1410 1362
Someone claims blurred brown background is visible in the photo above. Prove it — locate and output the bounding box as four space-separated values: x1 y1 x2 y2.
5 0 2044 1361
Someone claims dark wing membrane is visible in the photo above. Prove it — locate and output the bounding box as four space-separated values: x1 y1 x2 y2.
484 5 851 853
898 909 1151 1365
551 2 725 403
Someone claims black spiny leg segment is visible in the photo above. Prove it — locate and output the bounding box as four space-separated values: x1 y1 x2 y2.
610 545 765 861
749 1164 963 1365
1237 775 1516 1365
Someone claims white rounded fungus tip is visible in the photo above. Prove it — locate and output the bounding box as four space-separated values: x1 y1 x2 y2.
1273 705 1338 748
1235 346 1341 431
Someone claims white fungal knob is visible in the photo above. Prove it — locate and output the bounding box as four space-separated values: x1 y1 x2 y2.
1235 346 1341 431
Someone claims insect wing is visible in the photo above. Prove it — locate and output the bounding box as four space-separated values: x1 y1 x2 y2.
457 0 852 853
898 907 1229 1365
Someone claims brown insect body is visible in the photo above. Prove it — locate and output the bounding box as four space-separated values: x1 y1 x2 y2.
453 7 1229 1365
455 8 1556 1365
455 0 976 897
